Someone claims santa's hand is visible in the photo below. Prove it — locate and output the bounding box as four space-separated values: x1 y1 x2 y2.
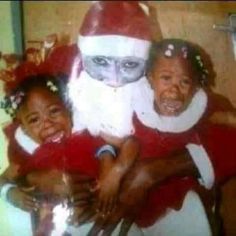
7 186 39 212
96 167 122 214
66 172 96 207
26 169 68 197
87 205 125 236
67 205 96 226
119 163 151 209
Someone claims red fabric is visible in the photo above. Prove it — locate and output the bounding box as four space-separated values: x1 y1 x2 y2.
4 44 79 94
197 91 236 183
133 116 199 227
4 122 104 178
18 131 104 178
80 1 151 40
4 62 40 94
199 123 236 184
38 44 79 76
4 122 31 166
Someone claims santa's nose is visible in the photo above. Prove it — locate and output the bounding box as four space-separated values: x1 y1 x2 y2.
107 64 122 87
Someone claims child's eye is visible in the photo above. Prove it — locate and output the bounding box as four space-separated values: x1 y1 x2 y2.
160 75 171 81
181 78 191 86
27 117 39 125
49 106 62 115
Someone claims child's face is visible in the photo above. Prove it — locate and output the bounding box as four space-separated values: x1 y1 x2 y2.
150 56 198 116
17 87 72 144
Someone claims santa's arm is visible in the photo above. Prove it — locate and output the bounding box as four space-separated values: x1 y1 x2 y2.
95 136 140 214
128 150 199 191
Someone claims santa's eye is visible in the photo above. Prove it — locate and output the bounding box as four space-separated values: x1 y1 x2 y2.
92 57 109 66
122 61 139 69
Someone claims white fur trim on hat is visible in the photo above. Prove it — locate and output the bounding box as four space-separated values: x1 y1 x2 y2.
43 41 55 49
135 88 208 133
15 127 39 155
78 35 151 59
138 2 149 15
186 143 215 189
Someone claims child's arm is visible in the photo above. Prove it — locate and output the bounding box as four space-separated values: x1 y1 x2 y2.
0 163 38 212
96 136 140 214
209 110 236 128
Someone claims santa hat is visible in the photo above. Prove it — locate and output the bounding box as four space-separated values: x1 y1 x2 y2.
78 1 152 60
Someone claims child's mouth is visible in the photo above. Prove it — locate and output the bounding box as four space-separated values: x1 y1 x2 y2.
162 100 183 114
44 131 65 143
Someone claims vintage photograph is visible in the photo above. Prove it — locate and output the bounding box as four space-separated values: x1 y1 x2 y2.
0 1 236 236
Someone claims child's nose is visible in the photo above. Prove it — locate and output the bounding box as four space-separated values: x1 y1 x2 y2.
169 84 181 95
42 116 54 129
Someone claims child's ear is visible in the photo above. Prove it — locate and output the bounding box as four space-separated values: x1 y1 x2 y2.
147 72 154 89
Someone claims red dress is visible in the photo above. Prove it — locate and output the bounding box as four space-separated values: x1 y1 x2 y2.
4 124 104 236
133 100 236 227
4 123 104 179
133 116 201 227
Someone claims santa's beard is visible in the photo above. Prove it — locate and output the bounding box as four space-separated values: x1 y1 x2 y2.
68 70 153 137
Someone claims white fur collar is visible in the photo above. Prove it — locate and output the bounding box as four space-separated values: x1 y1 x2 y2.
15 127 39 155
135 87 208 133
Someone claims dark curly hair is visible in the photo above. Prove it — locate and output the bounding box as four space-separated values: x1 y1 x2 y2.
147 38 209 86
0 74 71 118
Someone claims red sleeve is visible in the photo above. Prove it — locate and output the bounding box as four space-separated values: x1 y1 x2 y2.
3 122 31 166
199 123 236 184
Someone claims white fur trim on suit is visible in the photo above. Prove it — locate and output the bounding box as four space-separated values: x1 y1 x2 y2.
186 143 215 189
78 35 151 59
15 127 39 155
135 87 208 133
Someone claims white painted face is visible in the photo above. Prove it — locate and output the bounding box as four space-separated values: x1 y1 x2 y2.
82 55 146 87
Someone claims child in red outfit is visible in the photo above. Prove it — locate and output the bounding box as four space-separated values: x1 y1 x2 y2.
119 38 236 235
0 74 138 235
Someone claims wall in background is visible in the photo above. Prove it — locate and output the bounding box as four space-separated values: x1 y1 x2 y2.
23 1 236 107
0 2 22 235
0 1 15 54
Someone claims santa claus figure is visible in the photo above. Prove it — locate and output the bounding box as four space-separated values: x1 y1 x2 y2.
68 1 153 138
66 2 214 236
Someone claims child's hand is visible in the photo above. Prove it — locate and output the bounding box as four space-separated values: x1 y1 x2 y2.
7 186 39 212
66 172 96 207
